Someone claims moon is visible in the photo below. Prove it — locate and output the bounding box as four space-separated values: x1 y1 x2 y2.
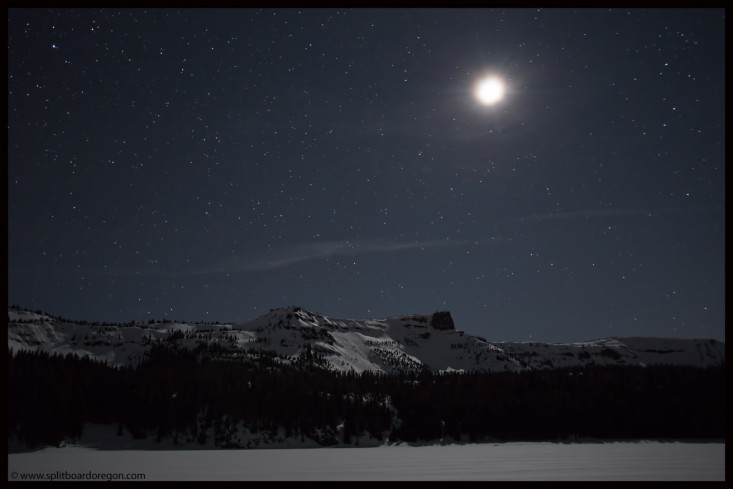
474 76 506 105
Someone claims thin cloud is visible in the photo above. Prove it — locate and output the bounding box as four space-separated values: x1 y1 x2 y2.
234 238 463 272
518 208 653 222
517 205 723 223
176 237 500 276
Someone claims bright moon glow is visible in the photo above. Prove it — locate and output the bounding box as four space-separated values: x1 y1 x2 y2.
475 77 506 105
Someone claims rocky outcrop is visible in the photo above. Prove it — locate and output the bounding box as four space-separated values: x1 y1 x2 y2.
430 311 455 330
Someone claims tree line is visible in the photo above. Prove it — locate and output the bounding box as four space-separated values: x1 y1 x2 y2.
7 345 725 449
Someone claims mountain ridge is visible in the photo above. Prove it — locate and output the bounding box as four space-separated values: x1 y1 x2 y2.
7 305 725 373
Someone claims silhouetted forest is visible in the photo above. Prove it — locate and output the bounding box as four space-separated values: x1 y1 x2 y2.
8 346 725 449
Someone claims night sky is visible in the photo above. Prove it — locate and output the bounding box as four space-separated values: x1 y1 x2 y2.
8 8 725 343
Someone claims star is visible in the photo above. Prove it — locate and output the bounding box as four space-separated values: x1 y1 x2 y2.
474 76 506 105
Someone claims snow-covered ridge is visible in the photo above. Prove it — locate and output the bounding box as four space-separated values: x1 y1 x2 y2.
7 306 725 373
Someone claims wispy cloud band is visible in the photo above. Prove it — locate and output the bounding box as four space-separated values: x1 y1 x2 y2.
517 205 723 223
175 237 504 276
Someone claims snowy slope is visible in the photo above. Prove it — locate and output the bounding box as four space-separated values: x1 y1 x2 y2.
496 336 726 370
7 306 725 372
8 442 726 481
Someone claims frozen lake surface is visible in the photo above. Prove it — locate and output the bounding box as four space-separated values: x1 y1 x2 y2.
8 441 724 481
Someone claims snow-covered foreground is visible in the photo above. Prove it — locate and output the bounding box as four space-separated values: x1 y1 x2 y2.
8 442 724 481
